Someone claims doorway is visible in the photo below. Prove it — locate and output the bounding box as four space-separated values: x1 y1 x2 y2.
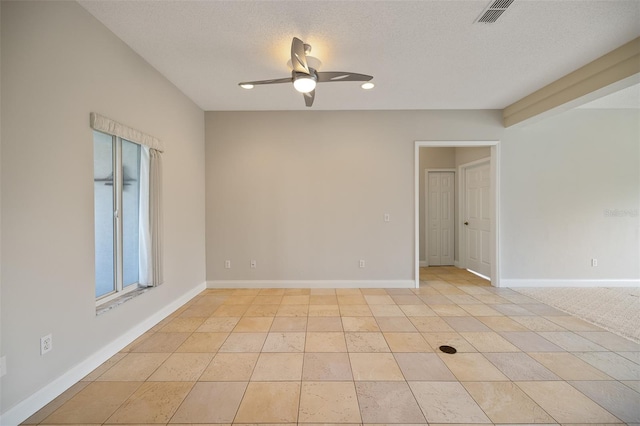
414 141 500 288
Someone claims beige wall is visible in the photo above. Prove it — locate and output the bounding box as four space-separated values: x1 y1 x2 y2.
205 110 503 282
501 108 639 282
455 147 491 167
1 1 205 414
3 2 637 419
0 0 3 393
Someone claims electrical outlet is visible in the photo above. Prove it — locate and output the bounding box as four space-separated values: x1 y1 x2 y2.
359 259 365 268
0 356 6 377
224 260 231 269
591 258 598 267
384 213 390 222
250 260 257 268
41 334 52 355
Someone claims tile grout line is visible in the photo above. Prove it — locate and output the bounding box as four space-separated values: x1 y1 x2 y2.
293 307 310 424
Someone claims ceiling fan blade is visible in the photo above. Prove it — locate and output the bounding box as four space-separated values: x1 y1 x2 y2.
303 90 315 107
317 72 373 83
238 77 292 86
291 37 310 75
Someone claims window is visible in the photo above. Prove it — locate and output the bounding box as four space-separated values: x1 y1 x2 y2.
91 112 164 305
94 132 142 301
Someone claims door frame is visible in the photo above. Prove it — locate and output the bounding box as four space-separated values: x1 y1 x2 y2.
414 140 501 288
424 169 456 268
458 157 491 277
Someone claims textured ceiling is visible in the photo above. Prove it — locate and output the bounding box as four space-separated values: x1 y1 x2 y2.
79 0 640 111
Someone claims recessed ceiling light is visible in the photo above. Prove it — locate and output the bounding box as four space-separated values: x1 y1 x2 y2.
361 82 375 90
240 83 254 89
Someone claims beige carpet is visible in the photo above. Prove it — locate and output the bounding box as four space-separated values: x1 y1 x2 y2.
515 287 640 343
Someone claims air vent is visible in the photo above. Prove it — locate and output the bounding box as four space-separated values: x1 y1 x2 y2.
476 0 515 23
490 0 514 8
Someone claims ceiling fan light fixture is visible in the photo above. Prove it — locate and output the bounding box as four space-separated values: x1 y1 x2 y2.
293 76 316 93
361 82 375 90
237 37 373 106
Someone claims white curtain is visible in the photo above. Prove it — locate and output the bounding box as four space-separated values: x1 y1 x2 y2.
138 147 152 286
148 148 164 286
138 147 164 287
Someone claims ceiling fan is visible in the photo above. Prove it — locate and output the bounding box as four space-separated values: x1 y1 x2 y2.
238 37 373 107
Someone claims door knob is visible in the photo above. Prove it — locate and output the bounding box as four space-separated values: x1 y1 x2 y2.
464 221 469 225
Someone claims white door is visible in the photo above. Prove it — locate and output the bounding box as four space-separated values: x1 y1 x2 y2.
463 161 491 277
427 171 455 266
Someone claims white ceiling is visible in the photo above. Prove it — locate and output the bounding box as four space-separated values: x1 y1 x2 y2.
79 0 640 111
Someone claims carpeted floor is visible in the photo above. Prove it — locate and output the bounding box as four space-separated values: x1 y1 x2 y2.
515 287 640 343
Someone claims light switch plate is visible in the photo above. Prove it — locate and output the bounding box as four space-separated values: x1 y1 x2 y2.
0 356 6 377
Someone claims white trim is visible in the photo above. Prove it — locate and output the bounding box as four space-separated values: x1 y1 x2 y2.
207 280 414 289
416 141 495 147
0 282 207 426
414 145 421 288
456 164 465 270
419 261 428 268
414 141 501 289
491 144 501 286
503 279 640 288
95 280 138 307
424 168 456 268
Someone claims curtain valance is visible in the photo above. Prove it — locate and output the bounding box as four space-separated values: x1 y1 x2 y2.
90 112 164 152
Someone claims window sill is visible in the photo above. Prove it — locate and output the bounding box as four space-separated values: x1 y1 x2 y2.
96 286 154 316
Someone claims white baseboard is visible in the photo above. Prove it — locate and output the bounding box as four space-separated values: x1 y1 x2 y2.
207 280 414 289
454 260 462 268
502 279 640 288
0 282 207 426
419 261 464 269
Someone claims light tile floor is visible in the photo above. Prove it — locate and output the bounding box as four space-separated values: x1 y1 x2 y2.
24 266 640 425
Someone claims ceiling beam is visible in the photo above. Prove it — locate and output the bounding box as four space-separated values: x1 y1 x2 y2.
503 37 640 127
